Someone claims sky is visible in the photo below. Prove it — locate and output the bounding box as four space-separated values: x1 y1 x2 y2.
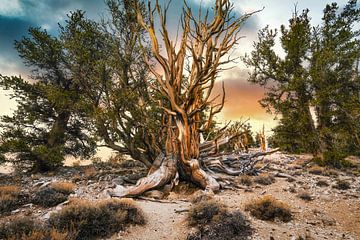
0 0 354 135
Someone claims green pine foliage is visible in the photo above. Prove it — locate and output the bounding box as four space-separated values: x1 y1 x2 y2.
0 0 164 171
245 0 360 165
0 11 101 171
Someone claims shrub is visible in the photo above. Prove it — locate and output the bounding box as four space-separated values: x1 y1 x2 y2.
254 173 275 185
190 192 214 204
0 186 21 195
239 175 253 186
0 217 39 240
245 195 292 222
49 198 145 240
32 182 76 207
32 188 68 207
333 180 351 190
0 216 71 240
0 185 28 214
50 182 76 194
313 150 354 169
187 200 253 240
297 191 313 201
188 200 225 225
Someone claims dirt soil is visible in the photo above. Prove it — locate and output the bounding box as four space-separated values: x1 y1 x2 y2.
1 152 360 240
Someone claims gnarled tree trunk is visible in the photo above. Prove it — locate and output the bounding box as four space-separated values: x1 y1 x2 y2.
110 0 265 198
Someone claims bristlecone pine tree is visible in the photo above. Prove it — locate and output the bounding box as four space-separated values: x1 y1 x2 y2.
245 0 360 166
81 0 165 168
110 0 276 198
0 11 101 171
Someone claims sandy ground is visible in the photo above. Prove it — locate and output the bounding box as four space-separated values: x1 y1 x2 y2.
115 200 190 240
114 153 360 240
1 153 359 240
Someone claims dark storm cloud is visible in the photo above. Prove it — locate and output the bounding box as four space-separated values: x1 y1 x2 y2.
0 16 34 75
0 16 33 56
0 0 107 76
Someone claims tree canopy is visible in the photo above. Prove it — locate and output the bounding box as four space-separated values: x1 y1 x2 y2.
245 0 360 166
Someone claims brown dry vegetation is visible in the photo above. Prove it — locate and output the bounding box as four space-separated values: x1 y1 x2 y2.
0 198 145 240
245 195 292 222
0 186 21 196
238 175 253 186
187 200 253 240
84 166 97 179
49 198 145 239
50 182 76 194
0 185 27 215
308 165 325 175
0 215 72 240
333 179 351 190
31 188 69 208
254 173 275 185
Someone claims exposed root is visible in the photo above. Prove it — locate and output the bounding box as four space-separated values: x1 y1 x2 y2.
110 138 279 198
189 159 220 192
109 155 177 198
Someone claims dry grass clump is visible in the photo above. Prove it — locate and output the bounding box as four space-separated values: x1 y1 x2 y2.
188 200 225 226
0 216 71 240
0 185 21 195
239 175 253 186
308 165 325 175
50 182 76 194
254 173 275 185
245 195 292 222
49 198 145 240
333 179 351 190
187 200 253 240
0 185 28 214
107 154 128 166
0 216 39 240
190 191 214 204
297 191 313 201
84 166 97 179
32 182 76 207
32 188 69 207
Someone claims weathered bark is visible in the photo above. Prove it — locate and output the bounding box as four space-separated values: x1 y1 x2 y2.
109 0 263 198
110 137 279 198
110 153 178 197
47 111 71 148
257 125 266 152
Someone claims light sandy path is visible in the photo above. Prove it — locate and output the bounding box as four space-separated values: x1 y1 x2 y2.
115 200 191 240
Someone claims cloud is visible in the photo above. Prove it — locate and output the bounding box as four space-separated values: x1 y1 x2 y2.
0 0 23 16
211 67 277 132
0 16 34 77
0 0 108 77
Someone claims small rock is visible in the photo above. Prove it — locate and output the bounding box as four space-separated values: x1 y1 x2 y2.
11 209 20 214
